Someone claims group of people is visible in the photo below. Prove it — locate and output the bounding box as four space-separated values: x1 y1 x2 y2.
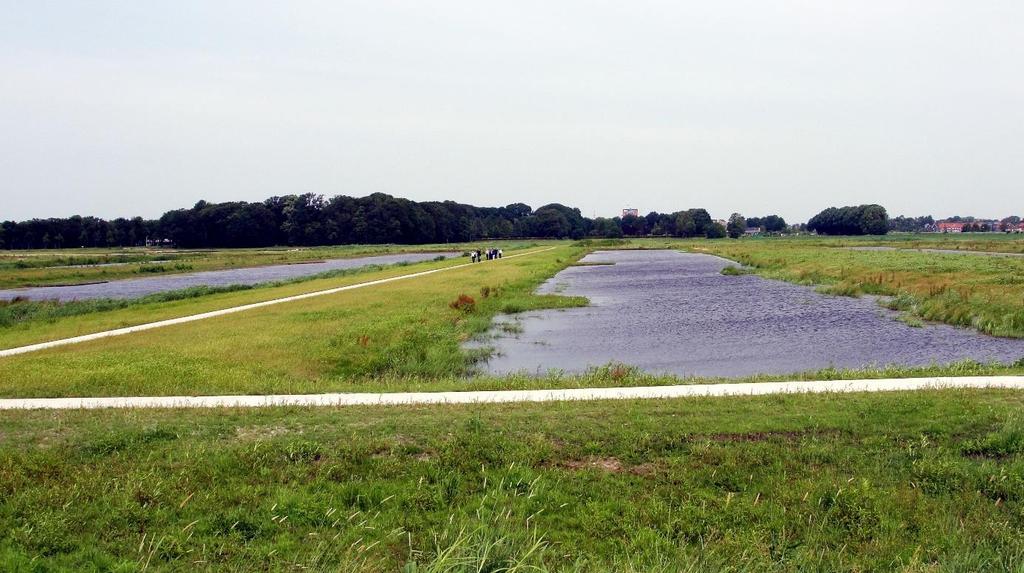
470 248 503 263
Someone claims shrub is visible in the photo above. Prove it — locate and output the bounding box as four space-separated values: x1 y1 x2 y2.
449 294 476 313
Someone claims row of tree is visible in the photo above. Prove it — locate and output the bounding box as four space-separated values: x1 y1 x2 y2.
0 196 886 249
0 216 155 250
807 205 889 236
591 209 728 239
886 215 1021 233
888 215 935 233
1 195 904 249
1 194 752 249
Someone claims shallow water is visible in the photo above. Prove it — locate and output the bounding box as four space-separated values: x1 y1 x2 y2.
0 252 462 301
474 250 1024 377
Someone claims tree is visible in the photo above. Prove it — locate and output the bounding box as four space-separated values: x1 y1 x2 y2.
533 208 572 238
808 205 889 236
762 215 787 233
726 213 746 239
858 205 888 235
706 222 727 239
674 212 697 237
281 194 327 245
592 217 623 238
534 204 585 239
687 209 713 236
620 214 646 236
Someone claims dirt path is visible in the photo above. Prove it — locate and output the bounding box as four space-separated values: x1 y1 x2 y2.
1 376 1021 410
0 247 556 358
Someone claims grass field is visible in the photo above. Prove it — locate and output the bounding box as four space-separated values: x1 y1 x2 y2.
0 244 588 397
3 390 1024 571
785 232 1024 254
3 235 1024 570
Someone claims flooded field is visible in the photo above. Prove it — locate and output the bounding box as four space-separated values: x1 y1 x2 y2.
475 250 1024 377
846 246 1024 257
0 252 461 301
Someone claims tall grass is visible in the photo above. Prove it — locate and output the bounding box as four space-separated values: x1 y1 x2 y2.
701 239 1024 338
404 478 552 572
3 390 1024 570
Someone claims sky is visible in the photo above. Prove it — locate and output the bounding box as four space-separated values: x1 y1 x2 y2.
1 1 1021 223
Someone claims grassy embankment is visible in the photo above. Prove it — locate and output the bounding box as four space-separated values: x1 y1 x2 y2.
0 244 588 397
2 390 1024 571
0 242 547 289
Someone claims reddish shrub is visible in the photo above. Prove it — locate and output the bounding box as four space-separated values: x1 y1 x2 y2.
449 294 476 313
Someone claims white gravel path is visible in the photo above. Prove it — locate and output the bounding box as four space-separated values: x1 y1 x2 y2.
1 376 1021 410
0 247 555 358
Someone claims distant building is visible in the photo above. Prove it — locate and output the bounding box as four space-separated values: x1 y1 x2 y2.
622 208 639 218
744 226 761 236
937 222 964 233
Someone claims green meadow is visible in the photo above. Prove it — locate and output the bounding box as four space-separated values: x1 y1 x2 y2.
2 234 1024 570
3 390 1024 571
0 244 588 397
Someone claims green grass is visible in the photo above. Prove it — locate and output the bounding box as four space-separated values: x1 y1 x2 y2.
0 245 588 397
2 389 1024 570
3 236 1024 569
719 265 753 276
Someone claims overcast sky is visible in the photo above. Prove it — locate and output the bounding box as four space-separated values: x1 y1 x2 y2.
1 1 1021 223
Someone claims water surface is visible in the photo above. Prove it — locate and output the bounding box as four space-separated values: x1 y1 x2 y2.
476 250 1024 377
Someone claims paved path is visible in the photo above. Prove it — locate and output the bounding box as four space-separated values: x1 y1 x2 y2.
1 376 1021 410
0 247 555 358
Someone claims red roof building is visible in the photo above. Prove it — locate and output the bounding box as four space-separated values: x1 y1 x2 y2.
937 222 964 233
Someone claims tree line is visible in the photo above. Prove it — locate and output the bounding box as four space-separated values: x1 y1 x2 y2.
807 204 889 236
1 193 740 249
1 194 905 249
